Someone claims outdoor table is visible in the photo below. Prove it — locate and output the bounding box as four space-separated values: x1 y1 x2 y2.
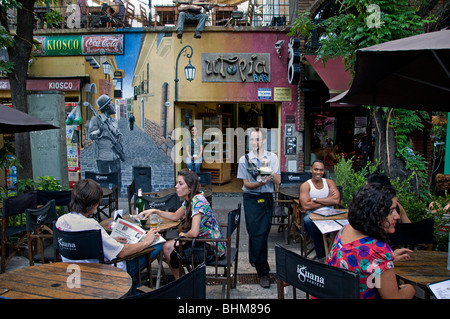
309 210 348 257
100 214 180 233
394 250 450 299
0 262 131 299
100 214 180 289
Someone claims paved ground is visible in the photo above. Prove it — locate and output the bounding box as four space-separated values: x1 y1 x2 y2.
5 193 308 299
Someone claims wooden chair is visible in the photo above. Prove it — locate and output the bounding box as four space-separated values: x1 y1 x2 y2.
139 4 149 26
389 218 434 250
126 264 206 299
1 191 38 273
275 172 311 245
85 171 119 221
53 223 155 288
177 204 241 299
123 1 135 27
275 244 359 299
25 199 58 265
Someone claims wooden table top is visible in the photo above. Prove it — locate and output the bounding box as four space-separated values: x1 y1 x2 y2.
100 214 180 233
0 262 132 299
309 210 348 221
395 250 450 294
279 185 300 199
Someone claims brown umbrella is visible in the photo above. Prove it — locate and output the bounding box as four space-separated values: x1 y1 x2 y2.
328 29 450 111
0 104 59 134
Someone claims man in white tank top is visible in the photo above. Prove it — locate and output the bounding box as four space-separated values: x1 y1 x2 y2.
299 160 340 259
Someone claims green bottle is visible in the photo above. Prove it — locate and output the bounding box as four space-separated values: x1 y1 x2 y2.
135 188 145 215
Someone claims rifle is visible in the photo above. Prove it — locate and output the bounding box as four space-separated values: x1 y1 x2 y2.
86 102 126 162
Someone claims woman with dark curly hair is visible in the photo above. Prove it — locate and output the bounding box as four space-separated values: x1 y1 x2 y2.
326 183 416 299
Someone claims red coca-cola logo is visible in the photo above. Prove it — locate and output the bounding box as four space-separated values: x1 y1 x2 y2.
82 35 123 55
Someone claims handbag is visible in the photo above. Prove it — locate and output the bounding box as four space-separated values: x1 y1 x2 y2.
173 236 213 266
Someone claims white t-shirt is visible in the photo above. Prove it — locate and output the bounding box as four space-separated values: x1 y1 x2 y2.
55 212 126 270
307 178 333 212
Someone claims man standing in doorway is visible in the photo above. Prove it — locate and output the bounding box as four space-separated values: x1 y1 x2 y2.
237 127 281 288
88 94 125 174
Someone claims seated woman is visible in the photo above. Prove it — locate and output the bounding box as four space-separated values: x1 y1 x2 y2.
139 169 225 279
326 183 416 299
55 179 163 279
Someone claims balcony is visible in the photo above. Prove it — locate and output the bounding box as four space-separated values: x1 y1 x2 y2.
5 0 289 31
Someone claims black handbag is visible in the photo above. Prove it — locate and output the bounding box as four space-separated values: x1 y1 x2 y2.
173 236 213 266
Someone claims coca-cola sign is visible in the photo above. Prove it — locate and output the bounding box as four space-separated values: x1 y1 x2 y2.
82 35 123 55
32 35 123 56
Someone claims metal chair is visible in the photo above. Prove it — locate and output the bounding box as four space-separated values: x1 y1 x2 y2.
25 199 58 265
177 204 241 299
275 244 360 299
126 264 206 299
53 223 155 288
1 191 38 273
85 171 120 221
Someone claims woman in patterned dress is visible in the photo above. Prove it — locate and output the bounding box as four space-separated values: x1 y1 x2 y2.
326 183 416 299
140 169 225 279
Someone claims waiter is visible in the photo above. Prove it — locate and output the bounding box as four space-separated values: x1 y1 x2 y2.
237 127 281 288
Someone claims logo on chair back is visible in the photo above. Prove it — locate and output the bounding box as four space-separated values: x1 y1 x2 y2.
148 202 168 209
297 264 324 288
58 238 76 251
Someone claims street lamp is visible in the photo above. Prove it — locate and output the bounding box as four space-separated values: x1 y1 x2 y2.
175 45 195 102
102 60 111 80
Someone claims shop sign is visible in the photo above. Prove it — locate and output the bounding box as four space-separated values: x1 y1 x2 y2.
258 88 272 100
0 79 81 91
33 34 123 56
202 53 270 83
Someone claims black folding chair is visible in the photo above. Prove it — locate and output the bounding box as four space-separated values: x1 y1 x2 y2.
275 244 360 299
85 171 120 221
127 264 206 299
53 223 156 288
389 218 434 250
141 192 180 212
177 204 241 299
1 191 38 273
26 199 58 265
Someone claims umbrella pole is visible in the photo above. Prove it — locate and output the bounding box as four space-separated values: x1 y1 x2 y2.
445 113 450 174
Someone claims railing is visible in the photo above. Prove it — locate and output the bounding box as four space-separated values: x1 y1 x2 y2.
5 1 289 31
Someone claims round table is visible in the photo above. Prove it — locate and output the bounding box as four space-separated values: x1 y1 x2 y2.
100 214 180 233
395 250 450 298
0 262 132 299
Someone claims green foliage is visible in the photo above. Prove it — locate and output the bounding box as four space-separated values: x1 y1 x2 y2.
334 155 380 206
335 157 449 251
288 10 316 39
15 175 65 194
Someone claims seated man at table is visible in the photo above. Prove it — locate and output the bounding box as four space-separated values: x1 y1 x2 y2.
299 159 340 260
55 179 163 283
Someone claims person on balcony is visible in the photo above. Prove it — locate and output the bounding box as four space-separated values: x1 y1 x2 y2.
176 3 209 39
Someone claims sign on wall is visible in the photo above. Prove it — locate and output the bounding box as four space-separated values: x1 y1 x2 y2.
33 34 124 56
202 53 270 83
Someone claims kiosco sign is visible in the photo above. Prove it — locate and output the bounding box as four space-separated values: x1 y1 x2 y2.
33 34 124 56
0 79 81 91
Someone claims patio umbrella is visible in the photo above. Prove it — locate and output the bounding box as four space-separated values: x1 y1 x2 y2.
328 29 450 111
0 104 59 134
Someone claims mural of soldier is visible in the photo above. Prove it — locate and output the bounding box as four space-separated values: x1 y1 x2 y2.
88 94 125 174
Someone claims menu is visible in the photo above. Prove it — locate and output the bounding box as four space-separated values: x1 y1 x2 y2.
428 279 450 299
